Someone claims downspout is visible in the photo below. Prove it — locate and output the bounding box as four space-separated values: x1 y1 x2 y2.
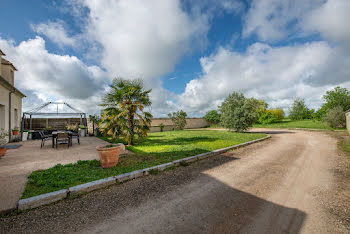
8 90 15 142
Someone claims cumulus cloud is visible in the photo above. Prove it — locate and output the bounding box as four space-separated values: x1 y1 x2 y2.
0 36 109 113
177 41 350 116
31 20 77 48
242 0 324 41
303 0 350 48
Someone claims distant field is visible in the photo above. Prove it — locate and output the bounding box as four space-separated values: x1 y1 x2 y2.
253 119 342 130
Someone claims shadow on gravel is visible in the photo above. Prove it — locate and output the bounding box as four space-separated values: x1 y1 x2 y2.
0 153 306 234
249 130 296 135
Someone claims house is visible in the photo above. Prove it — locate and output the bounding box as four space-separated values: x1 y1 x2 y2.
0 49 25 141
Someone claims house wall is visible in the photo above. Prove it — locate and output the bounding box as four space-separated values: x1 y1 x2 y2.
346 111 350 135
0 85 23 133
1 65 13 85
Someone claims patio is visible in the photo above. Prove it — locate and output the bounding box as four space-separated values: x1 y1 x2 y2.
0 137 106 213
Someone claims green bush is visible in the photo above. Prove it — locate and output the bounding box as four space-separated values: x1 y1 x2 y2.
324 106 346 128
258 110 277 124
204 110 221 124
219 92 257 132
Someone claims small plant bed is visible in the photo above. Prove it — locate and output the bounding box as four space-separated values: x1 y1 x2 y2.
253 119 344 130
22 130 265 198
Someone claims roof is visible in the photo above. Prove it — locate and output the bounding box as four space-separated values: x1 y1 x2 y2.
0 75 25 98
0 49 5 56
1 58 17 71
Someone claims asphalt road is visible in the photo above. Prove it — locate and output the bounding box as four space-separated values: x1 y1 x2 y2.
0 129 347 233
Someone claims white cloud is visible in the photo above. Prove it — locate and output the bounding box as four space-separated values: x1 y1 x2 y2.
303 0 350 48
31 20 77 48
0 36 108 113
242 0 323 41
177 41 350 116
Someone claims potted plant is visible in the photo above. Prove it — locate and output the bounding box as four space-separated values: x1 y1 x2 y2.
12 127 19 136
0 129 8 157
79 125 87 137
96 144 121 168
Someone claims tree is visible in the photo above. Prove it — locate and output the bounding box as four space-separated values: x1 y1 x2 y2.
271 108 285 121
250 98 268 123
101 78 153 145
204 110 221 124
324 106 346 128
219 92 257 132
289 98 311 120
99 108 123 141
322 86 350 113
89 114 100 136
168 110 187 130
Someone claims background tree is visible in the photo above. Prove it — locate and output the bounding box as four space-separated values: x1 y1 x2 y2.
168 110 187 130
204 110 221 125
219 92 257 132
324 106 346 128
289 98 311 120
101 78 153 145
271 108 285 121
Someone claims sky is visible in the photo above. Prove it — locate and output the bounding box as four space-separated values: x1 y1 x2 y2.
0 0 350 117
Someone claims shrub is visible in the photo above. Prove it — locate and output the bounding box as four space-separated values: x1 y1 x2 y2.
258 110 277 124
324 106 346 128
219 92 257 132
289 98 311 120
168 110 187 130
159 123 165 132
204 110 221 124
271 108 284 121
0 129 8 146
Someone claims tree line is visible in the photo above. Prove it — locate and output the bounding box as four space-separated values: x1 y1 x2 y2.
204 86 350 131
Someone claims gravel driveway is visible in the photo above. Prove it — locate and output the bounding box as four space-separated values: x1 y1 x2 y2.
1 129 349 233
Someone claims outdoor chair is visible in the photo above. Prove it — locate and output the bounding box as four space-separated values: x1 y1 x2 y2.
70 132 80 146
39 131 52 148
56 132 70 149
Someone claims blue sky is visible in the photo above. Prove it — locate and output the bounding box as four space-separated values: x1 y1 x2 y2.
0 0 349 117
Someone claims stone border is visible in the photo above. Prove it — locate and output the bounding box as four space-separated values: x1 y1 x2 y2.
14 135 270 212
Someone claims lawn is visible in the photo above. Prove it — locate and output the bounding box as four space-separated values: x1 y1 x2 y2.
22 130 266 198
252 119 342 130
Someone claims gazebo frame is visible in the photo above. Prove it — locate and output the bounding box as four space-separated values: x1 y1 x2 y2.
21 102 87 140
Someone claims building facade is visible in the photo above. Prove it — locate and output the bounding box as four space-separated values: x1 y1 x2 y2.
0 49 25 140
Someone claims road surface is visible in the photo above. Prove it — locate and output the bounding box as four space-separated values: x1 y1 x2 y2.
0 129 347 233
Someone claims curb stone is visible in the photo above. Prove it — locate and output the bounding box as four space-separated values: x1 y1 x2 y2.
18 189 68 211
69 177 116 196
12 135 270 213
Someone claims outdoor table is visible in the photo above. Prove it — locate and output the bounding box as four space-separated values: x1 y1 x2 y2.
51 131 73 148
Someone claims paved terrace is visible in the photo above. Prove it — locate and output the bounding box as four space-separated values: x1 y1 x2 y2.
0 137 106 213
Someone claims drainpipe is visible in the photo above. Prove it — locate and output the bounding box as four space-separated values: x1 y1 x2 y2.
8 90 15 142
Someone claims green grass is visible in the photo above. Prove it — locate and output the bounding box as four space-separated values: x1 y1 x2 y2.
252 119 342 130
22 130 265 198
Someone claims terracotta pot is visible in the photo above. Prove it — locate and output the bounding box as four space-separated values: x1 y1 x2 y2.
12 130 19 136
96 145 120 168
0 147 6 157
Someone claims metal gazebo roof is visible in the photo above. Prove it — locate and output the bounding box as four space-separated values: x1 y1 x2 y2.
24 102 86 116
21 102 87 139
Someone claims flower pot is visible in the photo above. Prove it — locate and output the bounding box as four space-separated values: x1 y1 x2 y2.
0 147 6 157
96 145 120 168
12 130 19 136
79 129 86 137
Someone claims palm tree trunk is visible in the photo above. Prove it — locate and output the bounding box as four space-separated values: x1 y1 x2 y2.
128 111 134 145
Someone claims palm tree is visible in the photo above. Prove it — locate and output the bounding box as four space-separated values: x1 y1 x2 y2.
101 78 153 145
89 114 100 136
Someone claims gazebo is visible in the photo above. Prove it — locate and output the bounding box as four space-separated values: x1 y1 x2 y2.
21 102 87 140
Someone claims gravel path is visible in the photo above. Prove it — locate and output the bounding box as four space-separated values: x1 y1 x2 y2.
1 129 349 233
